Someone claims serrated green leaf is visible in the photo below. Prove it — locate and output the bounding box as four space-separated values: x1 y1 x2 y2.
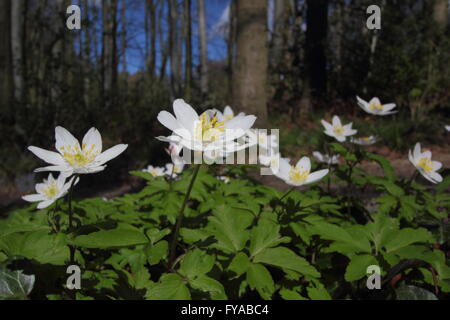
253 247 320 278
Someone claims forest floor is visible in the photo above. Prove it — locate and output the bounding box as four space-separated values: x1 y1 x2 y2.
1 145 449 215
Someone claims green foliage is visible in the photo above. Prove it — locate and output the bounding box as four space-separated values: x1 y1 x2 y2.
0 148 449 300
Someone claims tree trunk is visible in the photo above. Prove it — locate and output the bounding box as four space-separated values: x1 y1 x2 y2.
121 0 127 73
184 0 192 101
233 0 268 127
0 0 12 112
102 0 118 108
433 0 448 30
198 0 208 97
169 0 182 98
271 0 285 70
11 0 25 103
303 0 328 112
227 0 237 101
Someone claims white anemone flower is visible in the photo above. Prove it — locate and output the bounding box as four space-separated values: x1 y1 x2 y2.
321 115 357 142
22 173 78 209
275 157 329 187
356 96 397 116
165 160 185 177
157 99 256 155
408 143 443 184
312 151 339 165
28 127 128 177
218 105 245 122
445 125 450 132
259 152 289 174
143 165 166 177
217 176 231 184
350 135 379 146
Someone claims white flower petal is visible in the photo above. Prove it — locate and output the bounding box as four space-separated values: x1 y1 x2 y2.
37 199 54 209
55 126 80 153
95 144 128 166
28 146 65 165
305 169 329 184
82 127 102 153
22 194 45 202
173 99 198 133
157 111 181 132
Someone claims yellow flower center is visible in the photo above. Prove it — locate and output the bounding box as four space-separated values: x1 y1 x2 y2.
42 181 59 199
150 169 160 177
370 103 384 111
333 126 344 135
61 143 99 168
195 112 226 142
289 167 309 183
417 157 433 172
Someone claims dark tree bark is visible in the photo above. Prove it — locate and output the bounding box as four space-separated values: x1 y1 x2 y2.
102 0 118 108
198 0 208 97
433 0 448 30
184 0 192 101
232 0 268 127
11 0 25 103
303 0 328 112
0 0 12 112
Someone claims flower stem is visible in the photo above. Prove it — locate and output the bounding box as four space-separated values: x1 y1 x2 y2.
67 175 78 264
168 164 201 269
280 187 295 201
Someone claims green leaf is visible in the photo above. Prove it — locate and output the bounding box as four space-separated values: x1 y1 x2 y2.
146 240 168 265
146 274 190 300
207 205 253 253
345 254 378 281
146 228 170 245
228 252 250 277
179 249 215 279
279 288 307 300
0 266 35 300
395 285 437 300
71 228 148 249
249 218 290 257
253 247 320 278
310 222 371 254
246 263 275 300
307 285 332 300
189 275 227 300
384 228 433 253
366 153 395 180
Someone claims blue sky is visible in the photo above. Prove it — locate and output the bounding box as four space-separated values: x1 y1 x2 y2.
120 0 230 74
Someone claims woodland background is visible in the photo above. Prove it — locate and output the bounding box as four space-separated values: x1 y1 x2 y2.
0 0 450 208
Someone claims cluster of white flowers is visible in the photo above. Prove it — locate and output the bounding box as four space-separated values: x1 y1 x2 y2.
23 127 128 209
319 96 445 184
157 99 257 163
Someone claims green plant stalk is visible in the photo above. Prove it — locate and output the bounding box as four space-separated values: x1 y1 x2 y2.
67 175 78 264
168 164 201 269
279 186 295 201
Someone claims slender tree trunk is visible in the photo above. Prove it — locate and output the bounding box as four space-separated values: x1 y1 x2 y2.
302 0 328 113
169 0 182 98
184 0 192 101
233 0 268 127
271 0 285 70
0 0 12 112
11 0 25 103
121 0 127 74
198 0 208 97
433 0 448 30
83 0 91 108
149 0 156 77
227 0 237 102
102 0 118 108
